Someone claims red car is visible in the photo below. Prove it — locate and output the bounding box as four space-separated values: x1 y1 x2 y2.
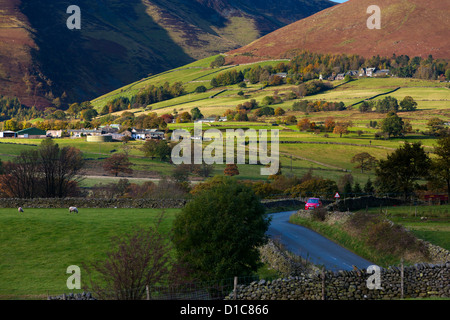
305 198 322 210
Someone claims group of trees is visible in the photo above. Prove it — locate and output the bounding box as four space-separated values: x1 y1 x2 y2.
360 96 418 113
85 177 270 298
0 139 84 198
0 96 44 122
211 70 244 87
372 139 449 200
292 99 346 113
99 82 185 115
288 51 450 81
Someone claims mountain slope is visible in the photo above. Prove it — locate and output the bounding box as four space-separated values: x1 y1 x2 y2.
0 0 335 108
227 0 450 64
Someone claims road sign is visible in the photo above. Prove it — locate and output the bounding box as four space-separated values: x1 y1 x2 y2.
334 192 340 198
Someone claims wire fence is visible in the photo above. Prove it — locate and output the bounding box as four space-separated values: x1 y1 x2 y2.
40 275 268 300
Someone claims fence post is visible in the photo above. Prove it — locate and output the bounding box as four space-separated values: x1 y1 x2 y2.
146 285 150 300
400 259 404 299
233 276 238 300
321 269 325 300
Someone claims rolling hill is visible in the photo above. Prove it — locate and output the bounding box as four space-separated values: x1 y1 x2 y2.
0 0 334 109
226 0 450 64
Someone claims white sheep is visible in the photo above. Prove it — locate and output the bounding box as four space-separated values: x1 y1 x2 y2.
69 206 78 213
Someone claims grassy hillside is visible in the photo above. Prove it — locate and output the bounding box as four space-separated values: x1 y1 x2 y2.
0 207 179 298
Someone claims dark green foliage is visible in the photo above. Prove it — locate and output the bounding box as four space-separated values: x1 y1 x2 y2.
297 80 333 97
375 96 399 113
381 112 405 138
141 140 172 161
190 107 204 121
254 106 275 117
172 177 270 281
195 85 207 93
375 142 431 199
400 96 417 111
292 99 345 112
364 178 375 195
211 70 244 87
0 96 44 122
210 55 225 68
135 82 185 107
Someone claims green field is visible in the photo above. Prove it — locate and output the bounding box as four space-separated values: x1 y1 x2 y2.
0 207 180 299
356 204 450 251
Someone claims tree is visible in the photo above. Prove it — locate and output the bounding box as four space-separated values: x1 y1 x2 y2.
344 74 353 82
0 139 84 198
400 96 417 111
224 164 239 176
343 180 353 198
353 182 363 196
210 55 225 68
103 153 133 177
3 119 19 131
351 152 378 173
195 85 207 93
297 118 311 131
274 107 285 116
364 178 375 195
285 177 338 199
427 118 448 137
83 213 189 300
324 117 336 132
172 177 270 281
375 142 431 199
381 112 405 138
0 151 41 198
429 136 450 199
141 140 172 161
190 107 204 121
333 121 352 138
375 96 399 113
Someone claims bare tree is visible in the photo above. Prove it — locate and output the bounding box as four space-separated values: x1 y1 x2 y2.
83 213 189 300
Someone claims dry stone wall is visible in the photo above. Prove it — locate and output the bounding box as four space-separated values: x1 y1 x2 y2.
228 262 449 300
0 198 187 209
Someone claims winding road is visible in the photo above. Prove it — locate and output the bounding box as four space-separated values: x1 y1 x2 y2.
267 211 373 272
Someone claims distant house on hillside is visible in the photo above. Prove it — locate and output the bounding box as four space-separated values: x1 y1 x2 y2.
131 128 165 140
46 130 63 138
195 117 216 123
335 73 345 81
68 129 102 138
274 73 287 78
346 70 359 77
16 127 46 139
373 69 390 77
100 125 120 134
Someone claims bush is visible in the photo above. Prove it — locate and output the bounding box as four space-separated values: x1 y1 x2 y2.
311 207 327 222
172 177 270 281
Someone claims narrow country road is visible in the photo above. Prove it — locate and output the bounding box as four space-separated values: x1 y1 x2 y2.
267 211 373 272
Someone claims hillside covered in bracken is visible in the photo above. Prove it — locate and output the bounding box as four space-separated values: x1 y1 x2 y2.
227 0 450 64
0 0 334 109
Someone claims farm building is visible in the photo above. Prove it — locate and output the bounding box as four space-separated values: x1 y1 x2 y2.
68 129 102 138
0 131 17 138
16 128 46 139
86 135 113 143
131 128 165 140
46 130 63 138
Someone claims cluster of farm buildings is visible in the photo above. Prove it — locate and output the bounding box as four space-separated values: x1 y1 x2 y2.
0 125 165 142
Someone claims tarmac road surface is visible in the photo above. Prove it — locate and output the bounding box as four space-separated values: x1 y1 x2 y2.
267 211 374 272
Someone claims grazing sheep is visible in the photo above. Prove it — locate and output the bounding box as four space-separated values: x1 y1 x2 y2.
18 207 24 213
69 206 78 213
